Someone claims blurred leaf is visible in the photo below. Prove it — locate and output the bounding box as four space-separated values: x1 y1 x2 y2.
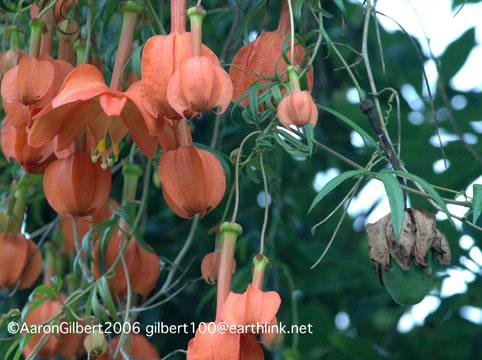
472 184 482 224
440 28 475 81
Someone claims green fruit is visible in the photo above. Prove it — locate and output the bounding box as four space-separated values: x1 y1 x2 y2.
382 251 435 306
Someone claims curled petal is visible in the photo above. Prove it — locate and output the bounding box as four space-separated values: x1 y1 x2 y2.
121 100 158 159
52 64 108 108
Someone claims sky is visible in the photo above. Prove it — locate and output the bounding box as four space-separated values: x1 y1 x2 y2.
311 0 482 333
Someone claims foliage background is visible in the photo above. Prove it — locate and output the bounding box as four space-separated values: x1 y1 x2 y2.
0 0 481 359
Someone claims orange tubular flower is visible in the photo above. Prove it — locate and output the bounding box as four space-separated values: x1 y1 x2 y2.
166 6 232 118
0 234 42 289
141 0 220 121
158 132 226 219
43 152 112 217
229 0 313 106
277 66 318 128
23 299 84 359
92 231 160 300
98 334 160 360
27 64 157 162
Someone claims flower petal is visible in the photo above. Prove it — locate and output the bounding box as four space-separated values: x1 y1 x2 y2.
17 56 55 105
52 64 108 108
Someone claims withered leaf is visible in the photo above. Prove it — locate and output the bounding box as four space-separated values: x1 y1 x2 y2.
366 214 390 270
385 211 417 271
412 209 437 267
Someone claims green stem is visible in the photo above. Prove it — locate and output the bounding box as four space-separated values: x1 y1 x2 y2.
29 19 44 58
287 65 301 92
9 26 20 49
216 222 242 321
252 254 269 290
187 6 205 57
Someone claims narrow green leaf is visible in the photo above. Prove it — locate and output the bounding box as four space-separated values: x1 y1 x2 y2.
333 0 347 13
375 172 405 241
472 184 482 224
97 278 119 321
318 105 380 150
309 169 368 213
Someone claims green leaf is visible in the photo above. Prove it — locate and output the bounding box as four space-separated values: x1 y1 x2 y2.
97 278 119 321
440 28 475 81
318 105 380 150
393 170 452 224
375 172 405 241
333 0 347 13
472 184 482 224
309 169 368 213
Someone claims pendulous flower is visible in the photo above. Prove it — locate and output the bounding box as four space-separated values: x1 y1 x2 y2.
165 6 233 118
141 0 220 120
0 234 42 289
229 0 313 106
277 66 318 128
43 152 112 217
158 142 226 219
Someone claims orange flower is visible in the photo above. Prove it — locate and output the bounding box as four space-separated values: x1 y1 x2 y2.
0 234 42 289
16 56 56 106
43 152 112 217
98 334 160 360
141 0 220 120
277 65 318 128
221 284 281 327
166 6 232 118
92 231 160 300
23 299 84 359
201 251 236 285
277 90 318 128
229 0 313 106
158 145 226 219
187 324 263 360
28 64 157 161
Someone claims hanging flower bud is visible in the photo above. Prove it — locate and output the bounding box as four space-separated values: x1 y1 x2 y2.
92 231 160 300
23 299 85 359
141 0 220 120
277 66 318 128
158 144 226 219
98 334 161 360
201 251 236 285
83 331 108 356
0 234 42 289
166 6 233 118
43 152 112 217
229 0 313 106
